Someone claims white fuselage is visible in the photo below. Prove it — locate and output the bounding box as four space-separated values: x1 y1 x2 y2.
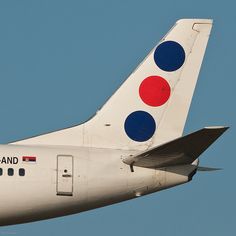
0 144 195 226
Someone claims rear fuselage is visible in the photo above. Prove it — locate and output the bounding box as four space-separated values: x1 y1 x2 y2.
0 144 195 226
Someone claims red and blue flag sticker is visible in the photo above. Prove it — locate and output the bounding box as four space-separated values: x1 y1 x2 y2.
22 156 36 163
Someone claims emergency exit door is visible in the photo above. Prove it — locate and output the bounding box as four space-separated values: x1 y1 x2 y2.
57 155 73 196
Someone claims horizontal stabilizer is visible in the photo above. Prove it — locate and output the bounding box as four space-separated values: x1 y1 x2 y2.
197 166 222 171
123 127 229 168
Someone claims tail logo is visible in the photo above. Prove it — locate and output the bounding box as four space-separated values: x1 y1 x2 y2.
124 40 185 142
124 111 156 142
154 41 185 72
139 76 171 107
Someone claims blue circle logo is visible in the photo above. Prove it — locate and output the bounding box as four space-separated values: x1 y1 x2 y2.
124 111 156 142
154 41 185 72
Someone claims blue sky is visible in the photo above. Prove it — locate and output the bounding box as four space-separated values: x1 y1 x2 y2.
0 0 235 235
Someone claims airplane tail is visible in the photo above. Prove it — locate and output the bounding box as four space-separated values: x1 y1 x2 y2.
13 19 213 150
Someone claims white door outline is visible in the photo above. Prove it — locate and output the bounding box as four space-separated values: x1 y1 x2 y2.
57 155 74 196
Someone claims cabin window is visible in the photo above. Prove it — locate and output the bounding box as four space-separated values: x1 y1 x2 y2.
0 168 2 176
8 168 14 176
19 168 25 176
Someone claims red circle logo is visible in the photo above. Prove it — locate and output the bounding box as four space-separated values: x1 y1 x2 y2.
139 76 171 107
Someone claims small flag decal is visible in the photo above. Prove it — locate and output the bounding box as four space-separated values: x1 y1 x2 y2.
22 156 36 162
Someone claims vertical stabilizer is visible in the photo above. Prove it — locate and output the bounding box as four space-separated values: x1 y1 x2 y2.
13 19 213 150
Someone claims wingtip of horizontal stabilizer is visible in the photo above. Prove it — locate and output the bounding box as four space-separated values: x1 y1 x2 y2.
203 126 229 135
188 165 221 182
204 126 229 130
197 166 222 171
